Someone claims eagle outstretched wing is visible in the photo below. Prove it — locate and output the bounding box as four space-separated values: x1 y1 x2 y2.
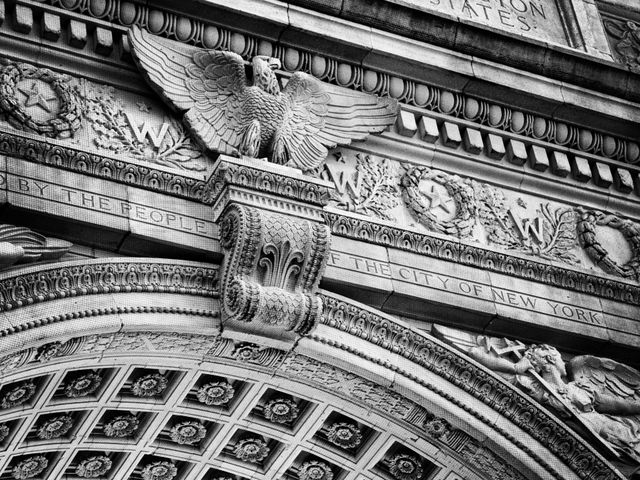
128 25 250 154
570 355 640 406
277 73 398 170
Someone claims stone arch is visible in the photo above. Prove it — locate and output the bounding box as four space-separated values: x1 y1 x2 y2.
0 259 621 480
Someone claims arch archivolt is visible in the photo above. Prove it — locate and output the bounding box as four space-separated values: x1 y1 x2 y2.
0 259 620 480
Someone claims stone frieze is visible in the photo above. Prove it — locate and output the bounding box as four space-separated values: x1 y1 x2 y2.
319 149 640 282
0 59 207 173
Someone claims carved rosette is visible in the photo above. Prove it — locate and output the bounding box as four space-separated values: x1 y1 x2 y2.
423 417 449 439
132 373 168 397
37 415 73 440
170 421 206 445
577 209 640 280
65 373 102 398
1 382 36 409
298 461 334 480
220 204 330 337
388 454 424 480
11 455 48 479
196 382 234 406
141 461 177 480
263 398 299 424
0 423 9 442
401 166 476 238
104 415 139 438
35 342 63 363
76 456 112 478
234 437 270 463
326 422 362 449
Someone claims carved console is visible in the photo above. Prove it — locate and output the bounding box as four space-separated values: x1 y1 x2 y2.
205 156 334 345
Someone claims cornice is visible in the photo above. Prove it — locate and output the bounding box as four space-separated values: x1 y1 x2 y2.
29 0 639 160
314 290 624 480
323 210 640 306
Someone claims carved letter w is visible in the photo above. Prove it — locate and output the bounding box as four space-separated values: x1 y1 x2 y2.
125 113 170 148
509 209 544 243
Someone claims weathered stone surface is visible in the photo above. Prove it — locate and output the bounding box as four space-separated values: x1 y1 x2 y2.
42 12 61 41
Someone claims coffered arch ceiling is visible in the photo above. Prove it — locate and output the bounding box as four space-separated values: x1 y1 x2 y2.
0 258 620 480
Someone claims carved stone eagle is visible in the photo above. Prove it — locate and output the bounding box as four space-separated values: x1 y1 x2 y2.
128 26 398 171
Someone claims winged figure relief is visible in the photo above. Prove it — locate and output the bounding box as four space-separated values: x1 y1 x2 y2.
127 26 398 171
433 325 640 465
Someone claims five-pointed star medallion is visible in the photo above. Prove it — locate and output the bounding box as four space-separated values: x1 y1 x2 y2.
17 82 57 112
423 184 453 214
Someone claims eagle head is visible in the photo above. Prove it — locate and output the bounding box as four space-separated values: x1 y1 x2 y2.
252 55 281 96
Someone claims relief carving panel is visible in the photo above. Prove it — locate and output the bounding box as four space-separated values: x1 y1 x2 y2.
0 59 207 172
319 149 639 281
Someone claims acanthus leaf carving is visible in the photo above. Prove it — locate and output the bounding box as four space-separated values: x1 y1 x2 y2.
219 200 330 337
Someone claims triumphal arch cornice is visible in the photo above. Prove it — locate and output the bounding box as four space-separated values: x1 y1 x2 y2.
0 0 639 479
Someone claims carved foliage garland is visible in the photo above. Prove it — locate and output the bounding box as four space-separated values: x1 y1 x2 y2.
402 166 476 238
0 61 82 138
324 153 400 220
79 80 205 171
578 209 640 280
473 182 579 264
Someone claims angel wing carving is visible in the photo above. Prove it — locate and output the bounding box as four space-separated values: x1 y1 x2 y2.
128 26 398 171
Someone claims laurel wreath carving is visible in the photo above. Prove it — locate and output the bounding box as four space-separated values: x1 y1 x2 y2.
474 182 579 264
577 209 640 280
401 166 476 238
78 80 205 171
0 61 82 138
327 153 400 220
